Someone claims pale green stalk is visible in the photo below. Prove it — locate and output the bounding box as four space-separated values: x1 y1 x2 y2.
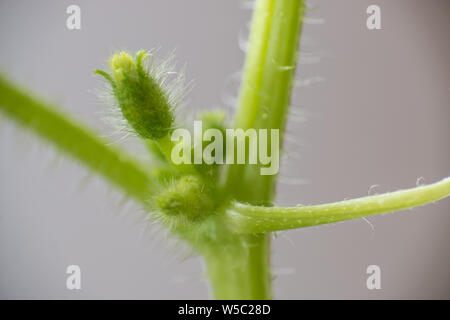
228 177 450 233
205 0 306 299
0 73 153 203
0 0 448 301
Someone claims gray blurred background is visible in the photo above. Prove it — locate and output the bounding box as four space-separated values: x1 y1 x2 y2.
0 0 449 299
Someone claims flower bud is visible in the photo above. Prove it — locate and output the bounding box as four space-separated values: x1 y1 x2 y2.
154 176 214 222
95 50 174 140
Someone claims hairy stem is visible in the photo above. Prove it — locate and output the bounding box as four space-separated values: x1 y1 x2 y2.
203 234 271 299
205 0 305 300
228 177 450 234
225 0 305 203
0 73 154 204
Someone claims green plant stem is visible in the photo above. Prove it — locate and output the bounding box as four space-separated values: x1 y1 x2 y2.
226 0 305 202
205 0 305 299
228 177 450 233
203 234 270 299
0 73 153 204
155 134 174 162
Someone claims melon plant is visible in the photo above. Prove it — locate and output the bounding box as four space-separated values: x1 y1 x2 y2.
0 0 448 299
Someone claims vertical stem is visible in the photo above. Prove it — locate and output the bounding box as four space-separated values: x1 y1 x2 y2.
205 0 305 299
204 234 271 299
226 0 305 202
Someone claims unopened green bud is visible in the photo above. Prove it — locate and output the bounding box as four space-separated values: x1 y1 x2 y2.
95 50 174 140
154 176 214 222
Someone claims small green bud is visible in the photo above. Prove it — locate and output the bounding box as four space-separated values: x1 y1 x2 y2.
154 176 214 222
194 110 227 179
95 50 175 140
199 110 226 131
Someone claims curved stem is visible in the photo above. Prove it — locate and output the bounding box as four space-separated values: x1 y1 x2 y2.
0 73 154 204
228 177 450 234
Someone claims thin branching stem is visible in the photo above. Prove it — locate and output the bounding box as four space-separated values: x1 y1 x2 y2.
228 177 450 234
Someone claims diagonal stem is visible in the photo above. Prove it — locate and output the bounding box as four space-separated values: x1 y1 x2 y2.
0 73 154 204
